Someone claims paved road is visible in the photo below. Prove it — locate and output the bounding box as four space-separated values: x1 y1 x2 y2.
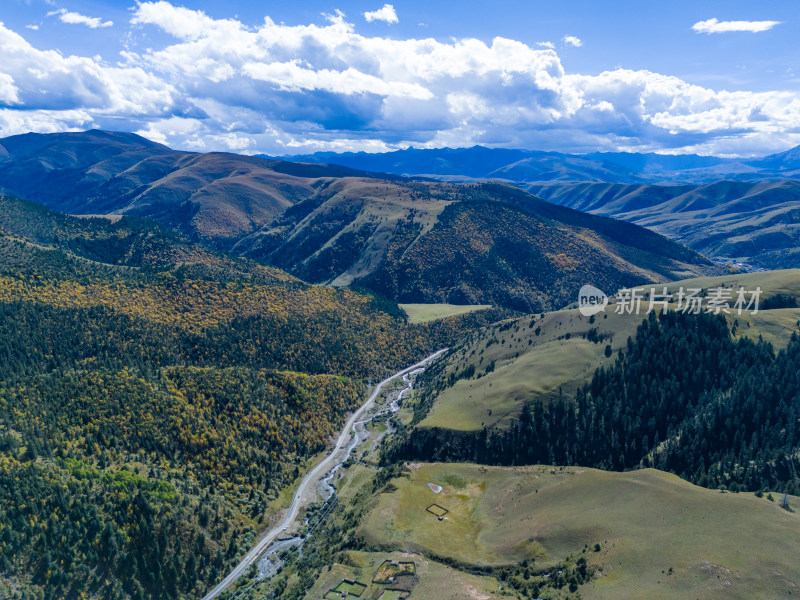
200 349 447 600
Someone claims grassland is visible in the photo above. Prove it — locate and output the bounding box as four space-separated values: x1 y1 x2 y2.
304 551 503 600
375 591 406 600
419 309 638 430
420 269 800 431
359 462 800 600
334 579 367 596
631 269 800 348
399 303 494 324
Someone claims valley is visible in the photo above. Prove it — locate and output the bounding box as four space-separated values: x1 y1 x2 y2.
201 351 445 600
4 0 800 597
1 132 799 600
0 197 501 600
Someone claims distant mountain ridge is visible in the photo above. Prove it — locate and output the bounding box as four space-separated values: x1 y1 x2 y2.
0 129 719 312
275 144 800 269
274 144 800 184
0 130 394 249
526 180 800 270
271 146 647 183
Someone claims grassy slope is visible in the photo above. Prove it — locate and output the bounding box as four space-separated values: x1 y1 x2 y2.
420 269 800 431
359 463 800 600
399 303 494 324
420 310 631 431
234 178 453 286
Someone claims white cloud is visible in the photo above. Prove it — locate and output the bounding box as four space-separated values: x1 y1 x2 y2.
1 2 800 157
0 22 177 116
25 24 39 31
242 61 432 99
47 8 113 29
537 41 555 49
563 35 582 48
0 108 94 137
131 1 238 40
692 18 780 34
364 4 398 24
0 73 21 105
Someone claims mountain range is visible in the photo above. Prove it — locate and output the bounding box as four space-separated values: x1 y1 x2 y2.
526 180 800 269
0 129 391 250
276 143 800 185
0 130 717 312
278 144 800 269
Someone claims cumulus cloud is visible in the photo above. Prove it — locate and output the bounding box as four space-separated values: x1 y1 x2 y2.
0 108 95 137
364 4 399 24
692 18 780 34
131 1 237 40
47 8 113 29
563 35 582 47
0 22 177 115
0 73 21 105
1 2 799 157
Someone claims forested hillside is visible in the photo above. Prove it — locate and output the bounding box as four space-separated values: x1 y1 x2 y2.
238 181 716 311
0 196 507 600
389 310 800 495
0 131 720 313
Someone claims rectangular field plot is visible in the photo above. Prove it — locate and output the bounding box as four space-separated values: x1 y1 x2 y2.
425 503 449 518
332 579 367 597
373 560 416 583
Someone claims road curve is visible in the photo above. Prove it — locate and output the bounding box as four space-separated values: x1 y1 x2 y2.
201 349 447 600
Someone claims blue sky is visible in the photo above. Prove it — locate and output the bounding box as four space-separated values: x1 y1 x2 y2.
1 0 799 156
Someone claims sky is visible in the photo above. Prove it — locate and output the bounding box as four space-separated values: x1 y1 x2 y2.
1 0 799 157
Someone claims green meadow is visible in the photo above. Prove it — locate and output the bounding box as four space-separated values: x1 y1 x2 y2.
359 462 800 599
399 303 495 324
420 269 800 432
